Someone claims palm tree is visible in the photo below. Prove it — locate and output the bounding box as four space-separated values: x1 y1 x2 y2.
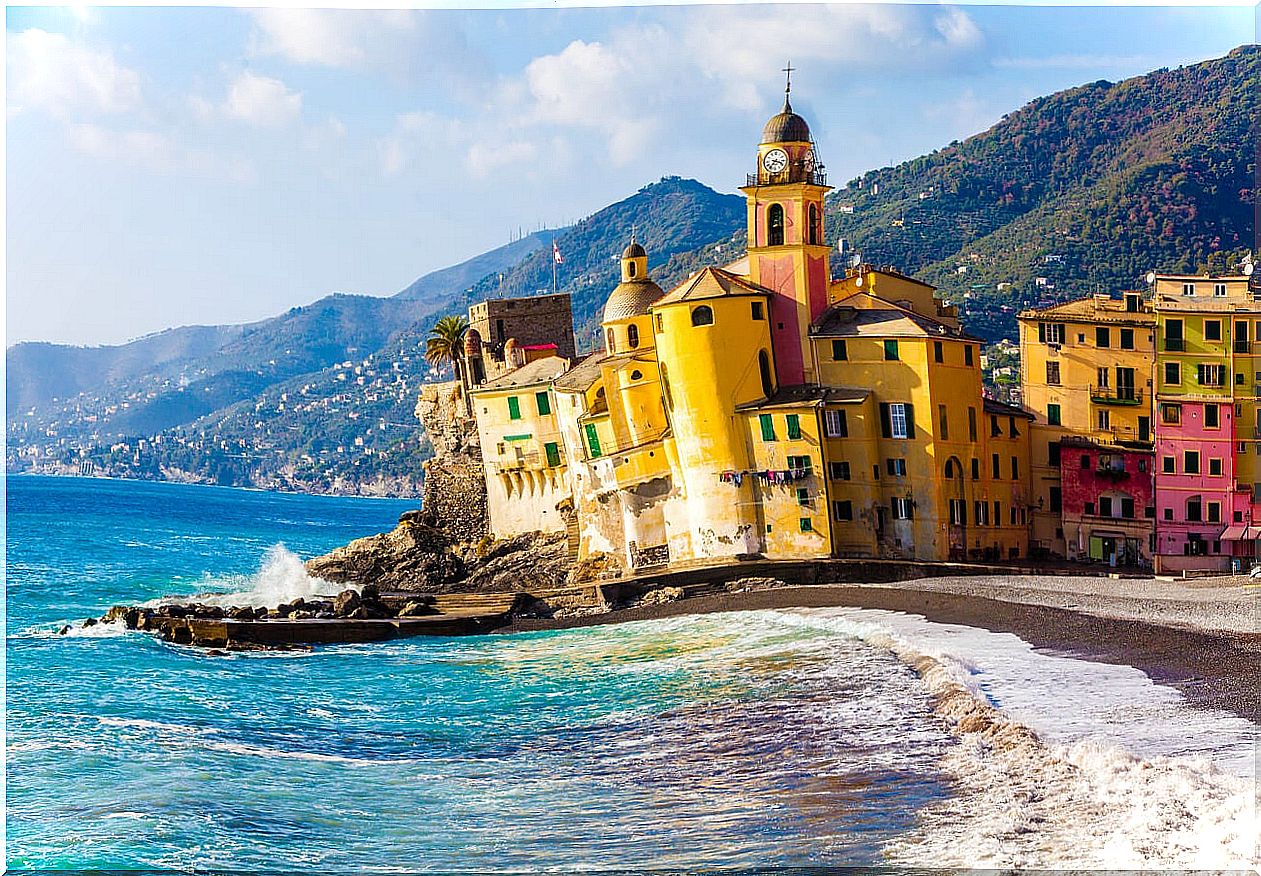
425 314 469 386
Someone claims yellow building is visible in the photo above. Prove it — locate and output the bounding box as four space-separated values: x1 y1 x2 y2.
468 80 1033 573
1017 292 1155 558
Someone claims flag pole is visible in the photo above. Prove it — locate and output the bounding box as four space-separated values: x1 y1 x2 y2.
552 237 558 294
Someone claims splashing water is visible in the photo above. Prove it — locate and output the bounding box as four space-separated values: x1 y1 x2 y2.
152 544 350 609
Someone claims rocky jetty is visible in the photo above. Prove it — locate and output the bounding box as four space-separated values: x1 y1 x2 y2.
304 511 573 594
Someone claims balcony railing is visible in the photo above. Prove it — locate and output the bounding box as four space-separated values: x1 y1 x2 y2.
1164 338 1185 352
1089 385 1143 405
746 168 828 187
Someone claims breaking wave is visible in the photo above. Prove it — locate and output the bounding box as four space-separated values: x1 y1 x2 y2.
147 544 349 609
777 608 1259 870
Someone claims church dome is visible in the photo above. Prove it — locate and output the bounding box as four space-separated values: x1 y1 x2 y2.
603 278 664 322
761 97 811 144
622 241 646 259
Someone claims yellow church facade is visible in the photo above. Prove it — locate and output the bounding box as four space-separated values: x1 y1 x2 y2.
468 87 1033 574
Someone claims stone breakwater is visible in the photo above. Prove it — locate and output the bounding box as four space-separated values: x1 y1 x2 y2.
303 510 574 594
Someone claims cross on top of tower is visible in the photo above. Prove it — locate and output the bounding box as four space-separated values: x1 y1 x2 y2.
782 61 794 111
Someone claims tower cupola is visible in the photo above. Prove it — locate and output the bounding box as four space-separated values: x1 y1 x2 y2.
603 236 664 323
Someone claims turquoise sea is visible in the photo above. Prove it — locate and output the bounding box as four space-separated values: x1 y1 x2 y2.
6 475 1258 870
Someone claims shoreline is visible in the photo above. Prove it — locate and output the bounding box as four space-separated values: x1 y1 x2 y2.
506 583 1261 724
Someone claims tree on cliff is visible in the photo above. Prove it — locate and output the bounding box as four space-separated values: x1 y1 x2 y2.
425 315 469 386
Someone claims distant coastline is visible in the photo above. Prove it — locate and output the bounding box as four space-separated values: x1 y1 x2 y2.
4 469 423 500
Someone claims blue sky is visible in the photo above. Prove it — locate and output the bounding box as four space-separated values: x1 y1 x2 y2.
6 2 1254 346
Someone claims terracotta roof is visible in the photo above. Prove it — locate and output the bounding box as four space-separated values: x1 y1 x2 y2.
653 266 772 307
811 303 978 340
982 397 1035 420
472 356 569 392
603 278 664 321
735 384 869 411
552 352 607 392
1017 294 1154 323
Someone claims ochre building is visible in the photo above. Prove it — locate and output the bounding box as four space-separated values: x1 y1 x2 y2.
465 90 1034 575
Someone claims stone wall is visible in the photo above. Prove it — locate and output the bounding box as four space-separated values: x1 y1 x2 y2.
416 382 488 542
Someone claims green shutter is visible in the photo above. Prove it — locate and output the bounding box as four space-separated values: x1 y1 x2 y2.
797 488 809 505
759 413 775 441
584 423 602 458
786 414 801 440
536 391 551 416
507 396 521 420
1047 403 1061 426
884 340 899 360
544 442 561 467
799 517 813 532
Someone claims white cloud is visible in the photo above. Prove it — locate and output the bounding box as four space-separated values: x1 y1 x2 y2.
247 8 480 81
67 122 256 183
7 28 143 118
223 71 302 127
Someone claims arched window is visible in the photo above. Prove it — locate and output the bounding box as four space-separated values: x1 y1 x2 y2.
691 305 714 327
627 323 640 348
768 204 785 246
808 204 820 245
606 327 616 353
628 261 637 278
758 349 774 397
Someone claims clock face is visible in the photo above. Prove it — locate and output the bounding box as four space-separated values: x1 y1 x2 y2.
762 148 789 174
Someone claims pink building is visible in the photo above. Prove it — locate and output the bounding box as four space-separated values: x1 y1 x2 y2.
1153 400 1238 572
1059 438 1154 568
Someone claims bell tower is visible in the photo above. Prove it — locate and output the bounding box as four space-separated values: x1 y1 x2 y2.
739 63 832 386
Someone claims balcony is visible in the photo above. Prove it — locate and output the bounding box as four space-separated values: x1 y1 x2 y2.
1089 385 1143 406
1164 338 1184 352
746 168 828 187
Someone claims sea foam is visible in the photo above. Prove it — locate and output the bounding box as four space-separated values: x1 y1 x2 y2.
151 544 350 609
775 607 1260 870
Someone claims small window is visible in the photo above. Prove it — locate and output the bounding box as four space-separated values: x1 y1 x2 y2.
1182 282 1196 296
507 396 521 420
968 407 978 441
584 423 602 458
1048 442 1061 466
751 301 764 320
606 327 617 353
1119 328 1134 350
1047 404 1061 426
544 442 561 467
655 314 663 333
1209 457 1223 476
964 346 974 366
535 391 551 416
786 414 802 440
832 500 853 521
971 458 980 480
888 403 910 439
832 339 848 361
628 261 637 278
1046 361 1061 385
690 305 714 327
1214 283 1227 297
759 413 775 442
808 203 821 245
938 404 949 440
1164 362 1180 385
797 487 810 506
1184 451 1200 475
1161 404 1181 425
799 517 813 532
887 458 907 477
829 461 851 480
627 324 640 349
1162 456 1175 474
1096 327 1110 348
629 369 643 381
824 409 848 438
1205 404 1219 429
933 341 943 363
758 349 774 398
1011 456 1020 479
991 454 1001 478
1205 319 1222 341
891 497 914 520
884 340 899 361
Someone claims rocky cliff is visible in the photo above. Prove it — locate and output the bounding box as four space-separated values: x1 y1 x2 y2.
305 382 574 593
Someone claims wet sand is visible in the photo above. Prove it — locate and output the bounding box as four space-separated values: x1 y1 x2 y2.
507 580 1261 723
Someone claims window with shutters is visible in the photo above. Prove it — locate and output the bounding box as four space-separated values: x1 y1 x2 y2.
824 409 847 437
829 461 850 480
833 500 853 521
786 414 801 440
544 442 561 467
1046 361 1061 385
585 423 601 458
891 497 914 520
884 340 899 361
759 414 775 441
889 403 909 438
535 391 551 416
507 397 521 420
1047 404 1061 426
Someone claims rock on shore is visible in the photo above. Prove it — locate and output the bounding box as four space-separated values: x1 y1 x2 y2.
304 510 573 593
